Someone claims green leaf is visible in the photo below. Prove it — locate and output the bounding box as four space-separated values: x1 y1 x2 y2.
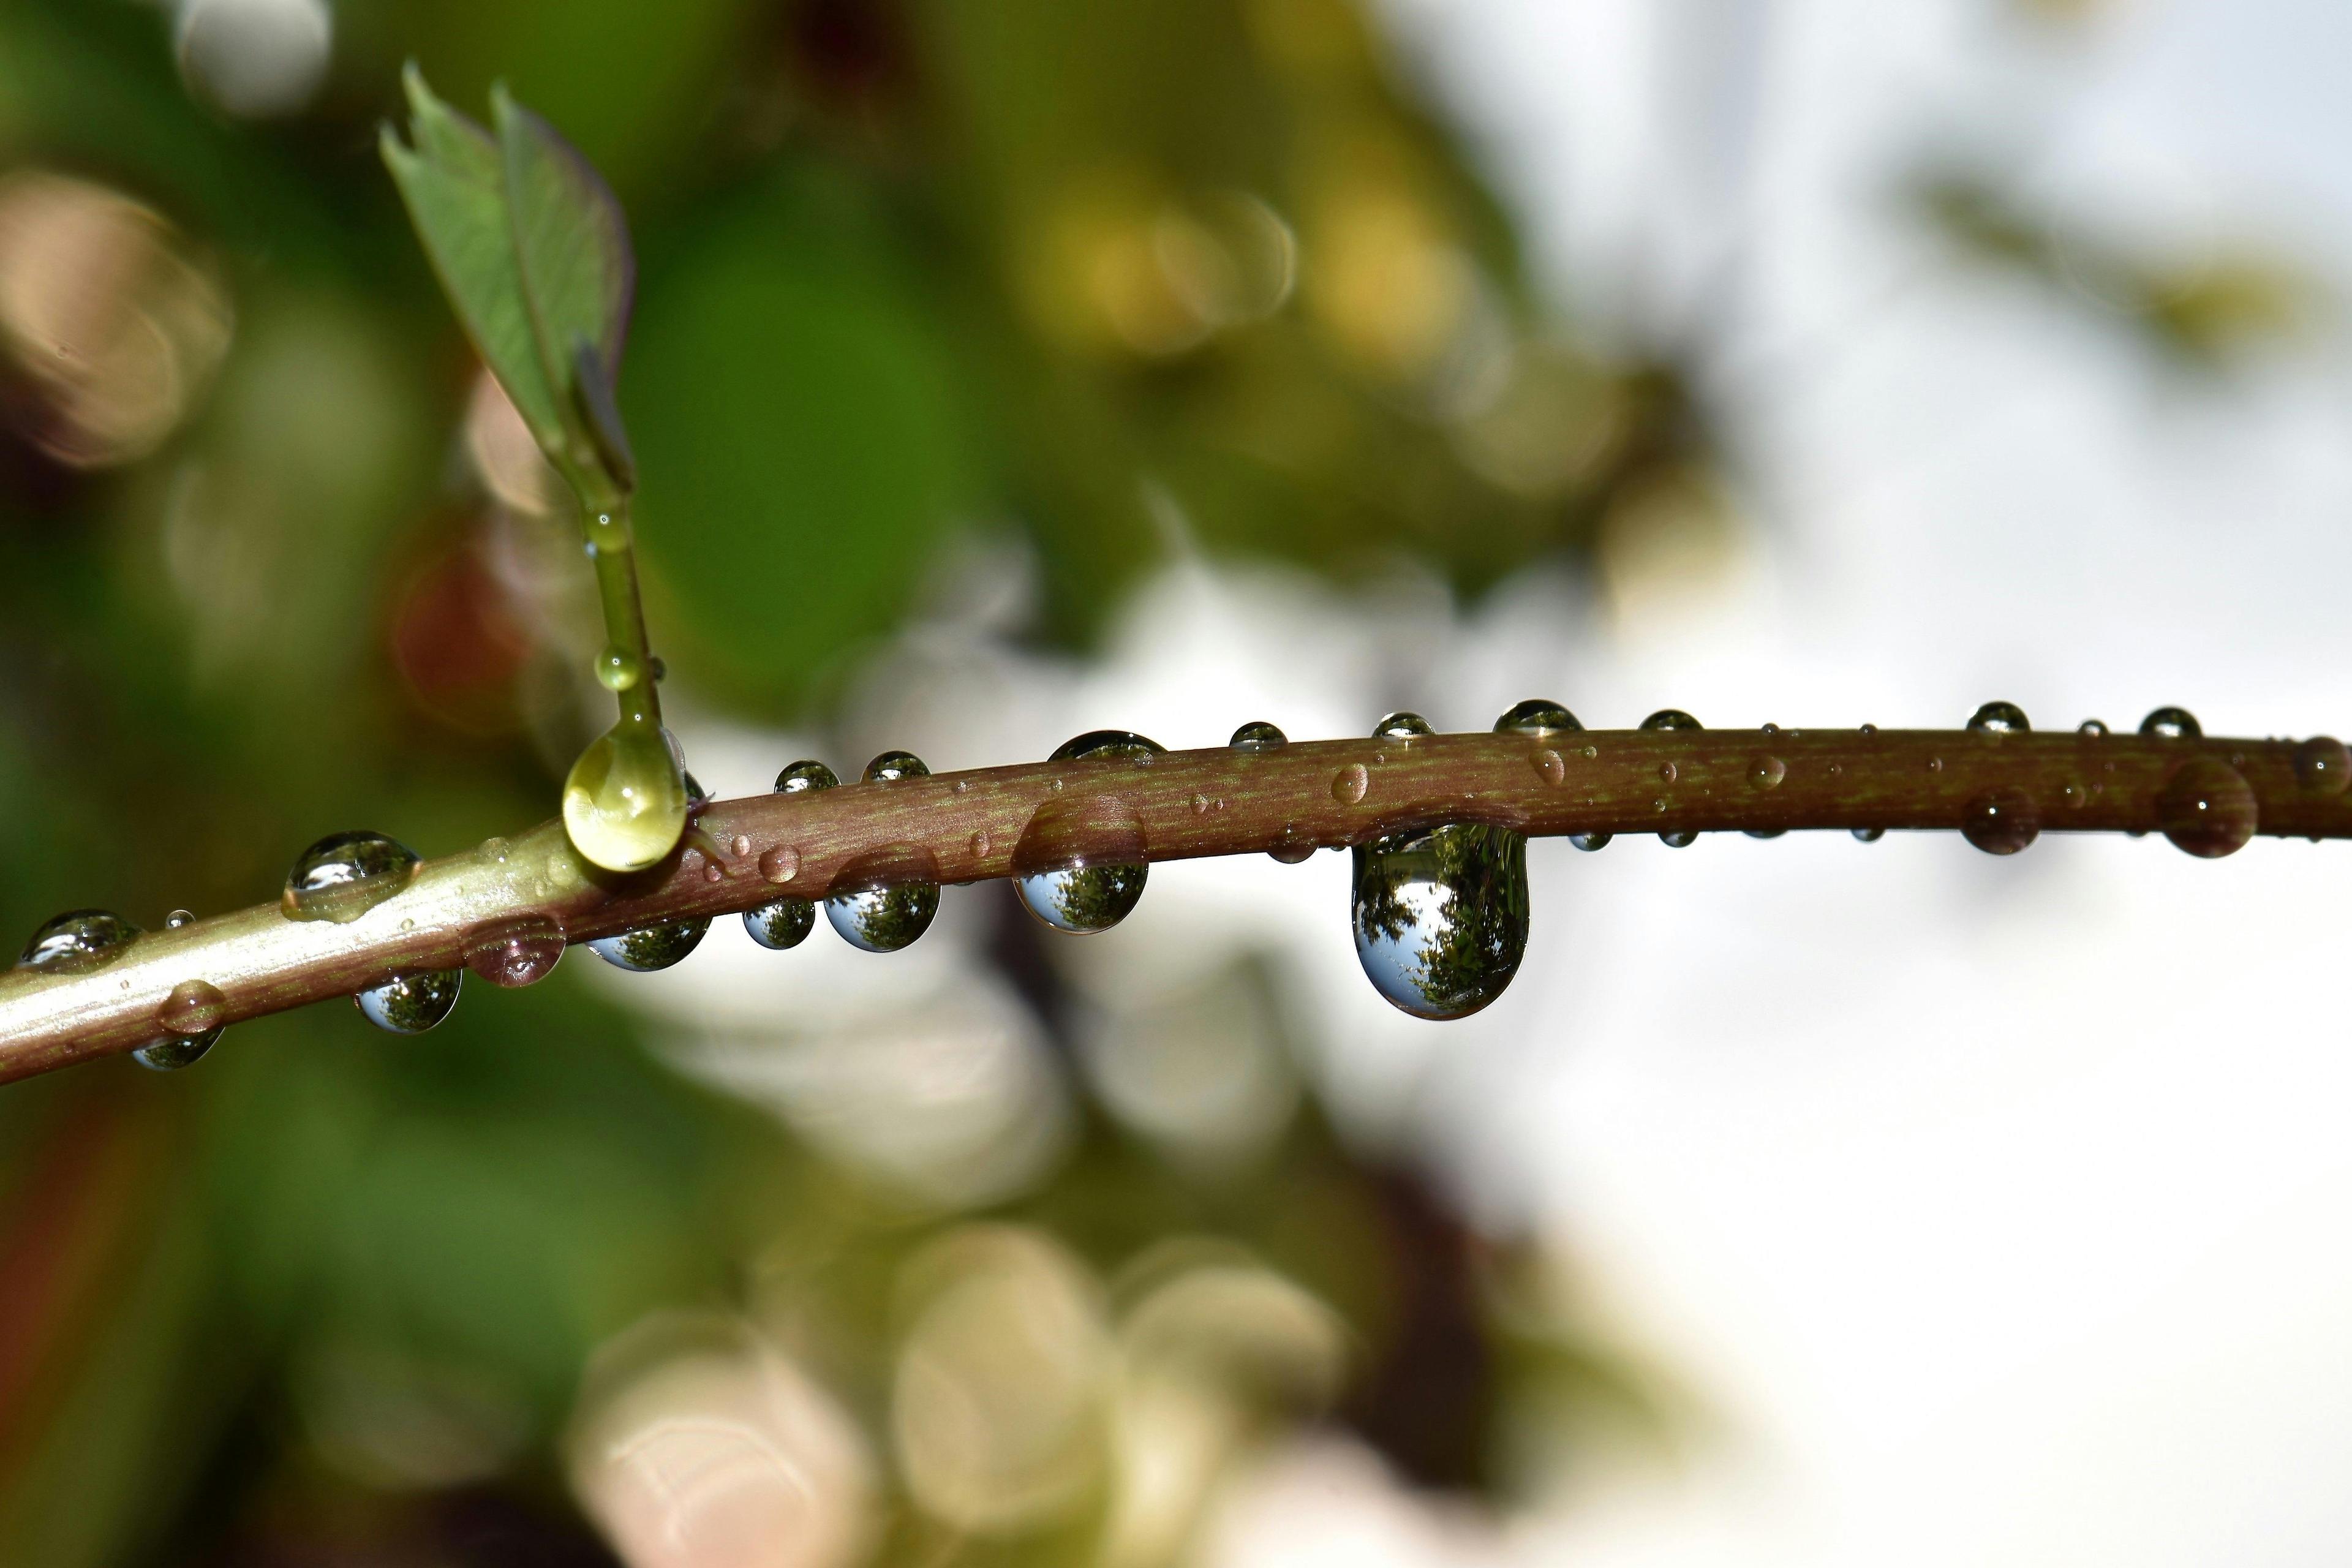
494 85 635 445
381 66 636 496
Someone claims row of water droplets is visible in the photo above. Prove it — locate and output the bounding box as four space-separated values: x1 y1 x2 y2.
24 698 2349 1066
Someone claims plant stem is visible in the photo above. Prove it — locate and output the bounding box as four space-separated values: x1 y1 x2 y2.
2 725 2343 1083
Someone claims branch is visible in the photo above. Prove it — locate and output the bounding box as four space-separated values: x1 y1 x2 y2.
4 722 2345 1084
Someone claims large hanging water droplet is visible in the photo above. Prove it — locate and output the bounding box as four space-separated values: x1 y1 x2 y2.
132 978 226 1070
1352 824 1529 1020
465 914 567 987
1961 788 2038 854
563 721 690 873
588 918 710 971
1640 709 1702 731
826 880 940 952
825 839 941 953
1230 720 1287 751
355 970 462 1033
1968 701 2030 734
1494 699 1581 735
17 908 140 973
1373 712 1434 738
2294 736 2350 795
744 899 815 950
2156 757 2256 858
1012 794 1150 935
2140 707 2201 740
282 831 420 923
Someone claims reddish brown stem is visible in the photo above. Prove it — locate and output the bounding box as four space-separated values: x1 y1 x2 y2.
1 725 2343 1084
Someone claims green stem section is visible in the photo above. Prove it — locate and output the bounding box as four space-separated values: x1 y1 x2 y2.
1 725 2346 1084
584 500 661 732
561 495 690 872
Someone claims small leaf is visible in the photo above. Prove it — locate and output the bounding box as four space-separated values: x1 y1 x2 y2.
496 84 635 483
380 67 565 457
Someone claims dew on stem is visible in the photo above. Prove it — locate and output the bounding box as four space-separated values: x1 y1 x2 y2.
587 918 710 971
2157 757 2256 858
1641 709 1701 731
1968 701 2030 734
1961 787 2038 854
2294 736 2350 795
282 832 420 923
562 718 690 874
824 755 941 951
1494 699 1580 735
744 760 837 946
17 909 141 974
1230 720 1287 750
356 970 462 1033
2141 706 2201 740
1014 732 1163 934
1352 823 1529 1019
1373 712 1434 739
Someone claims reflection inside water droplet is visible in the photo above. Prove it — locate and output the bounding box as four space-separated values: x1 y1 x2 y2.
1352 823 1528 1020
1372 711 1434 739
135 978 225 1070
1014 793 1149 935
1570 831 1611 851
1494 699 1580 735
563 721 690 873
355 970 461 1034
282 831 419 923
465 915 567 988
2141 706 2201 741
1852 826 1885 843
589 918 710 972
1231 720 1287 751
1642 709 1702 731
826 845 941 952
1659 829 1697 848
864 750 930 784
1968 701 2030 734
17 908 140 973
2078 718 2110 736
744 899 815 951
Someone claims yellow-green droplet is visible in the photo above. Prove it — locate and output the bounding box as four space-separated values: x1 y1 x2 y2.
562 722 690 872
595 644 643 692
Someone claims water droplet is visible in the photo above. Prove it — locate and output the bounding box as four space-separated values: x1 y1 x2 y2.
1050 729 1165 764
588 918 711 972
744 898 816 950
1531 748 1566 785
2078 718 2110 736
1852 826 1885 843
479 836 510 862
775 760 840 794
1231 720 1287 751
647 655 667 683
1013 795 1149 934
464 914 567 988
165 910 195 929
1494 699 1580 734
1659 829 1698 848
864 750 930 784
1961 788 2038 854
564 722 690 872
1928 756 1943 772
759 845 800 884
1373 711 1434 739
1268 825 1317 864
1352 823 1528 1020
355 970 461 1034
1570 831 1611 851
1641 709 1702 731
595 644 643 692
2140 706 2201 740
1332 763 1370 804
17 909 140 973
1761 722 1779 736
1580 744 1597 759
282 831 420 924
1859 723 1878 736
730 835 752 858
824 845 941 952
136 977 228 1069
1967 701 2030 734
2294 736 2350 795
1744 828 1787 839
1749 755 1787 789
2060 778 2088 808
2157 757 2256 858
1192 792 1212 814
